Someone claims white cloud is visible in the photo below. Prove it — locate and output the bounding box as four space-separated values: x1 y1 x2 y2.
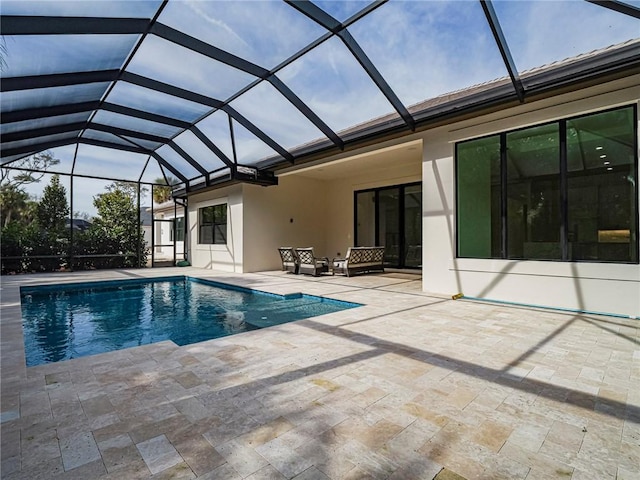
503 0 640 72
158 0 325 69
184 0 249 49
173 130 227 171
3 35 137 78
195 111 235 161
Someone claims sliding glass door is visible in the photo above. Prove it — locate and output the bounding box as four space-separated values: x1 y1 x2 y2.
355 182 422 269
378 188 401 266
404 184 422 268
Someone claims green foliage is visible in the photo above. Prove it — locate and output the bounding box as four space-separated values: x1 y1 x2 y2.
0 221 69 273
0 153 69 273
108 181 149 203
0 184 29 227
1 177 148 273
36 175 69 234
0 222 26 273
1 151 61 228
152 176 178 204
85 184 147 268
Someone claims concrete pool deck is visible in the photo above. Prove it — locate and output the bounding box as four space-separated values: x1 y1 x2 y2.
1 268 638 479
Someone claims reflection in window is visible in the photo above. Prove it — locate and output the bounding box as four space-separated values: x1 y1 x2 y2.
567 108 637 262
456 105 637 264
199 204 227 245
378 187 401 266
506 124 560 260
403 184 422 268
170 217 185 243
457 135 501 259
356 191 375 247
355 183 422 269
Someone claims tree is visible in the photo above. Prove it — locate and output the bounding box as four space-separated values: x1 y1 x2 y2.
88 183 147 267
0 151 60 189
0 151 60 227
0 184 29 227
152 176 178 204
107 181 148 203
36 175 69 234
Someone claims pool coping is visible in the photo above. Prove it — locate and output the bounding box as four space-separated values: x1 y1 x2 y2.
1 267 424 379
19 274 363 367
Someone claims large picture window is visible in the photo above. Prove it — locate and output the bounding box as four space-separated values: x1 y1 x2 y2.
456 105 638 263
198 204 227 245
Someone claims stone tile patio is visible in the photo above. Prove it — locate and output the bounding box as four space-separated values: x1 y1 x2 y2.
1 268 638 479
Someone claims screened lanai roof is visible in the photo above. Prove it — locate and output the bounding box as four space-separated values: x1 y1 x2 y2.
1 0 639 193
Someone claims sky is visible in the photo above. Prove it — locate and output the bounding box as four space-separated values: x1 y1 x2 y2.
19 167 154 218
3 0 639 216
14 144 160 217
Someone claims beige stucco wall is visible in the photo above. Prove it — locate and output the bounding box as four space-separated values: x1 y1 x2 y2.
188 184 243 272
242 176 328 272
421 76 640 317
187 155 421 273
240 159 421 272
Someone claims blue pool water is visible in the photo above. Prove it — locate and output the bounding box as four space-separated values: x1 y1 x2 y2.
21 276 360 366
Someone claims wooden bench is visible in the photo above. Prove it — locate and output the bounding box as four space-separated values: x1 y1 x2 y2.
331 246 385 277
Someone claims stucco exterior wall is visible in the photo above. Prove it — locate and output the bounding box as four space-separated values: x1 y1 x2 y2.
184 75 638 317
242 176 328 272
188 185 243 272
421 77 640 317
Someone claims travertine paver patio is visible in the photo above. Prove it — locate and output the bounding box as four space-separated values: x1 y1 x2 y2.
1 267 638 479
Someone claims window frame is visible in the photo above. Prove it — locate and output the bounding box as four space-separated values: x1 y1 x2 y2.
171 217 185 243
198 203 228 245
455 104 638 264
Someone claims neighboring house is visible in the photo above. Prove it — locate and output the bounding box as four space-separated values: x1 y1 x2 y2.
148 201 185 261
65 218 92 232
180 46 639 318
139 208 152 250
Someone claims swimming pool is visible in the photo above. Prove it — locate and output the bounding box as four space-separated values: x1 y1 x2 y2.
20 276 360 366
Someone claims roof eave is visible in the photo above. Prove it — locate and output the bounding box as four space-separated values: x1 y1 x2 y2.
259 42 640 175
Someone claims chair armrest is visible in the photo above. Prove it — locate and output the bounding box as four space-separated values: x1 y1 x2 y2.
331 257 345 263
